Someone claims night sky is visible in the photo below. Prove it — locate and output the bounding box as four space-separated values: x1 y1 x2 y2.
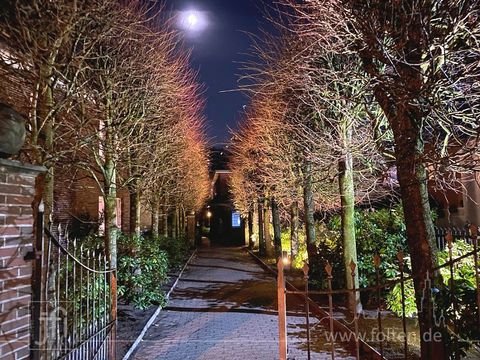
164 0 273 145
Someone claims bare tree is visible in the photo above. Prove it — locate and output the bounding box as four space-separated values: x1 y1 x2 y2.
234 21 388 316
286 0 480 356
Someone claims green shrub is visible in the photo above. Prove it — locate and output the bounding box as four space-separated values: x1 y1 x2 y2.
312 221 344 288
293 231 309 269
280 227 309 269
386 278 417 317
387 241 478 324
435 241 479 356
280 229 291 253
354 205 408 287
314 204 408 289
117 234 169 310
151 235 191 270
386 241 478 357
117 233 192 309
437 240 476 288
59 235 109 321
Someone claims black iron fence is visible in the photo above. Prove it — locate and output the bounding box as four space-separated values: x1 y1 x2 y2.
277 225 480 360
32 212 116 360
435 226 473 250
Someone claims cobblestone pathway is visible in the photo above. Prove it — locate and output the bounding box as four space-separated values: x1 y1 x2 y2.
131 247 355 360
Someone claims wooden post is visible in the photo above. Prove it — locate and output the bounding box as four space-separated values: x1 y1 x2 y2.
303 262 311 360
277 257 287 360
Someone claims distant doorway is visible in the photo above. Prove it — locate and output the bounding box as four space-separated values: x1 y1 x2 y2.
202 204 244 246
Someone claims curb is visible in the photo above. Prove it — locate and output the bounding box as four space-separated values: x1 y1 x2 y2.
121 250 197 360
245 248 385 360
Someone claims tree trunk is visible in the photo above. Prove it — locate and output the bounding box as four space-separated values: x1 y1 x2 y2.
186 211 196 246
151 202 160 237
104 175 117 265
34 56 55 226
252 203 259 250
264 198 274 257
248 208 254 249
172 206 178 239
162 202 168 237
244 216 249 246
370 72 444 358
271 197 282 259
103 120 117 344
303 162 316 263
258 198 265 256
338 146 361 313
175 207 179 238
290 201 299 263
129 189 141 236
181 208 185 237
180 207 185 237
354 5 446 353
394 128 442 358
177 207 182 237
36 61 56 356
34 66 54 236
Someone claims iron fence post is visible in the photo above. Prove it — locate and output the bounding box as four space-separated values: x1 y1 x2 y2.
277 257 287 360
349 260 359 360
397 251 408 360
325 261 335 360
374 254 384 359
469 224 480 328
446 231 459 358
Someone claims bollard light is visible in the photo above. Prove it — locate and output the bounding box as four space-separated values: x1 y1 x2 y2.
282 251 290 267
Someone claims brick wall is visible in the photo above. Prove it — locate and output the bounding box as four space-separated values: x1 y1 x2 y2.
70 171 153 235
71 174 132 233
53 168 74 227
0 159 44 360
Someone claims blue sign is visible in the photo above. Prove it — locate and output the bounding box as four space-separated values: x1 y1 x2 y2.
232 212 241 228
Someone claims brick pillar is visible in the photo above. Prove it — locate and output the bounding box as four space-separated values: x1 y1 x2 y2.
0 159 45 360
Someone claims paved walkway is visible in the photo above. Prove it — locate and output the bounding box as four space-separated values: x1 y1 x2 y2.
131 247 355 360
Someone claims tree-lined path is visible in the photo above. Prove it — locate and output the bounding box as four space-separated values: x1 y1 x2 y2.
131 247 355 360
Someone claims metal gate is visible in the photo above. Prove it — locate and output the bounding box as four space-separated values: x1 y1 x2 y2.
32 206 116 360
276 225 480 360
